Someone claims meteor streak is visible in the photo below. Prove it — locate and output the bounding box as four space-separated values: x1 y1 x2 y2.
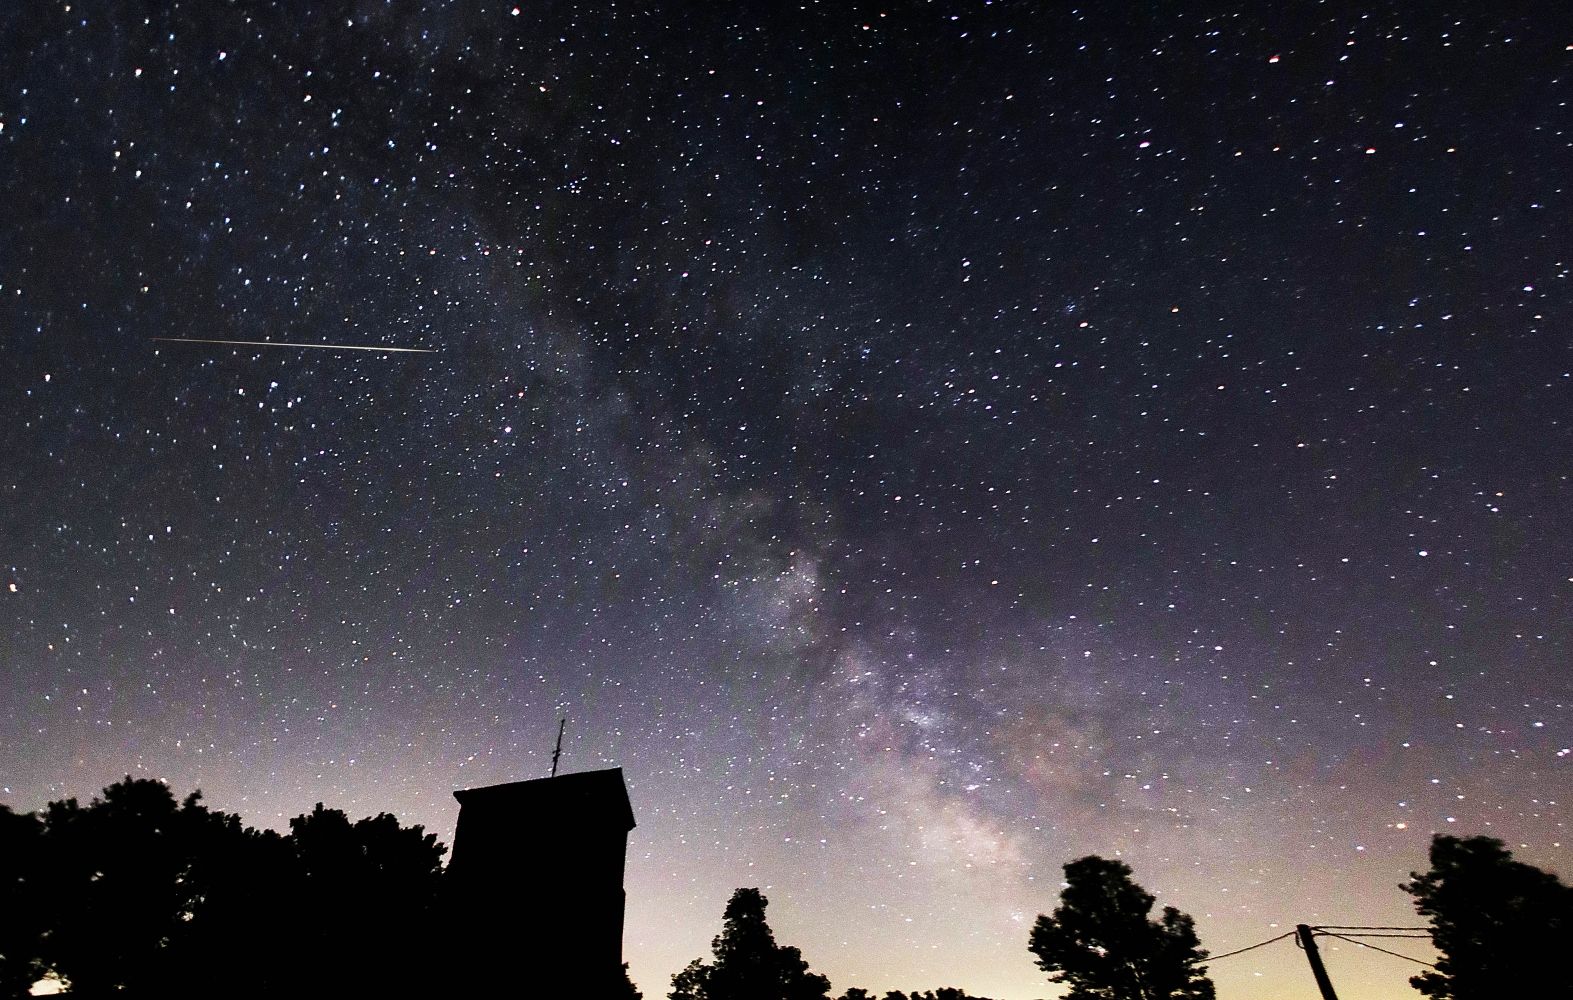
152 337 434 354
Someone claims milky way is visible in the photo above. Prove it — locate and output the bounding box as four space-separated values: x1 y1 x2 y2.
2 5 1569 998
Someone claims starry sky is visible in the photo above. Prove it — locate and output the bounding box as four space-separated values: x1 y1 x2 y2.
2 3 1569 998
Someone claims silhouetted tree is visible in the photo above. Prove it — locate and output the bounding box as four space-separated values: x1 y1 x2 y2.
1028 856 1214 1000
38 778 232 996
670 888 832 1000
619 963 644 1000
0 805 46 998
286 802 447 994
1 777 449 998
175 815 295 993
1403 834 1573 1000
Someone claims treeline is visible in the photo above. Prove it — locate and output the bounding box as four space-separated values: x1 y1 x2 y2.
664 876 1202 1000
0 777 448 998
671 843 1572 1000
669 886 999 1000
4 777 1570 1000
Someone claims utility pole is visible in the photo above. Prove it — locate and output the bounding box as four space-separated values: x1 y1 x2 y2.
549 717 566 778
1296 925 1341 1000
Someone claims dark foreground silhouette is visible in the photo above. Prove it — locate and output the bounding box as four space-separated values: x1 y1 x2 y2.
4 778 1569 1000
0 773 647 1000
1029 856 1214 1000
448 767 639 998
669 887 997 1000
1 778 447 998
1402 835 1573 1000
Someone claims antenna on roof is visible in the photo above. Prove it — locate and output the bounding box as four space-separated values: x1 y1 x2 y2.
550 717 567 778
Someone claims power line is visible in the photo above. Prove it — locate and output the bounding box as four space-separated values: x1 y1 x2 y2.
1187 924 1435 967
1317 931 1438 969
1198 931 1297 963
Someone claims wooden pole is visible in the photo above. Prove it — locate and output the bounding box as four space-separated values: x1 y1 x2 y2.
550 717 566 777
1296 925 1341 1000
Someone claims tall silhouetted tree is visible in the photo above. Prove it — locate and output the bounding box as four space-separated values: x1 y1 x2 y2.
1028 856 1214 1000
619 963 644 1000
669 888 831 1000
1 777 449 998
38 778 230 996
175 814 295 993
1403 834 1573 1000
286 802 447 994
0 805 46 998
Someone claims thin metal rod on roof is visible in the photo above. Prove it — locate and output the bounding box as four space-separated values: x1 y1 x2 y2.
550 718 567 778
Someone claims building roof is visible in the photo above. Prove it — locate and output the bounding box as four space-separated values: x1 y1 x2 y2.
452 766 635 830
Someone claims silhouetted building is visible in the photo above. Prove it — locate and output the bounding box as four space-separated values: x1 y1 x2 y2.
447 768 636 996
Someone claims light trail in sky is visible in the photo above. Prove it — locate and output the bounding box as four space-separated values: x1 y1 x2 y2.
152 337 435 354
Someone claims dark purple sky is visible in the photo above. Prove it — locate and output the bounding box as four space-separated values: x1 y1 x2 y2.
2 4 1568 997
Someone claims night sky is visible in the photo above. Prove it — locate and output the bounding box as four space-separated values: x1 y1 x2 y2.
2 3 1569 998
